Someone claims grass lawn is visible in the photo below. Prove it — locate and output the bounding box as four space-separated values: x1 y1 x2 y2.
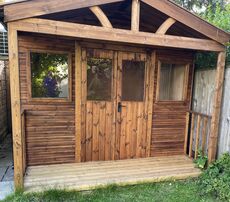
1 179 221 202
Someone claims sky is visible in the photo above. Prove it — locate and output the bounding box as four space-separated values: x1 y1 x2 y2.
0 23 5 32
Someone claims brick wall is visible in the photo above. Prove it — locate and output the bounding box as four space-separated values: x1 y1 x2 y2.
0 60 9 142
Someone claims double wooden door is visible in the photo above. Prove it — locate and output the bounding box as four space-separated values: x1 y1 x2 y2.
79 48 154 162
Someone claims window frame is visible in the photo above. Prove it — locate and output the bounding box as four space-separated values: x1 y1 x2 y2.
156 60 189 103
27 49 72 102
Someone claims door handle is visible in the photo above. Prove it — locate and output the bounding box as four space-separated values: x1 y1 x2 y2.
118 102 125 112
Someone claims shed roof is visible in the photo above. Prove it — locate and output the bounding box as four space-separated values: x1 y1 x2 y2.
0 0 229 44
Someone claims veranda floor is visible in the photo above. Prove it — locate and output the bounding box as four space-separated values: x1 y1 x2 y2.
24 155 201 192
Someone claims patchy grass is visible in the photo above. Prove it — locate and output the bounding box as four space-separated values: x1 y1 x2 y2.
1 179 222 202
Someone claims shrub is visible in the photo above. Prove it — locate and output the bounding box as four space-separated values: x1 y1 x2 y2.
198 153 230 201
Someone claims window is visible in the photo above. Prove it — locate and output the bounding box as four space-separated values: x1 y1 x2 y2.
122 60 145 101
157 62 188 101
87 57 112 101
30 52 70 99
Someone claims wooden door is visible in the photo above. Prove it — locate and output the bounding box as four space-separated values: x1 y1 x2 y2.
81 48 117 162
80 48 154 162
115 52 154 160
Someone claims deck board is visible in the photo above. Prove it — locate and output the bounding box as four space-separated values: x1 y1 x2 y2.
24 155 201 192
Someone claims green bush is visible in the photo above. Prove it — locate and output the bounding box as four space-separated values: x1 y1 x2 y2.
199 153 230 201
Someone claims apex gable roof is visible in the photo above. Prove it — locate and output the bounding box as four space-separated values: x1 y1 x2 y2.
1 0 230 44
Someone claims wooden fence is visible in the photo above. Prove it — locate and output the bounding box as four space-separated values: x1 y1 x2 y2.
184 111 212 159
0 59 9 142
192 68 230 157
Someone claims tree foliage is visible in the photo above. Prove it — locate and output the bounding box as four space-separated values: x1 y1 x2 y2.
173 0 230 68
173 0 226 13
31 53 68 97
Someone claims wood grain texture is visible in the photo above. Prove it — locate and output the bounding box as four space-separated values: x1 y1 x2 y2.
10 18 225 52
131 0 140 31
8 23 24 189
156 17 176 34
24 155 201 192
90 6 113 28
208 51 226 162
142 0 230 44
18 33 76 166
151 50 194 157
4 0 123 22
75 42 82 162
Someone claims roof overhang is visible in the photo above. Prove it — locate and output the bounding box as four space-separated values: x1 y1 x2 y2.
1 0 230 45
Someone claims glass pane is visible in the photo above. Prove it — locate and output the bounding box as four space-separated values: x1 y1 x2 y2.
87 58 112 101
31 52 69 98
122 60 145 101
159 63 186 101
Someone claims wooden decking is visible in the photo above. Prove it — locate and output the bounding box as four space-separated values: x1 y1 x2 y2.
24 155 201 192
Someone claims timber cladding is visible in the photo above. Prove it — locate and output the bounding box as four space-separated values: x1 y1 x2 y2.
18 33 75 166
151 50 194 156
18 33 194 166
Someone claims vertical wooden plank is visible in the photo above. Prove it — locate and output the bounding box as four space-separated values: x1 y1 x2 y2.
115 52 122 160
21 111 26 175
146 51 155 157
141 54 148 157
120 103 127 159
136 103 143 158
130 103 137 158
131 0 140 31
111 51 117 160
8 23 23 189
208 51 226 163
201 117 208 155
125 103 132 159
184 112 190 154
81 47 87 162
189 113 195 158
99 102 106 161
92 102 99 161
195 114 201 159
86 102 93 161
75 42 82 163
105 102 112 160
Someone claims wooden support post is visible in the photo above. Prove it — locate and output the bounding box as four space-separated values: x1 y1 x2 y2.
8 23 23 189
75 42 82 163
208 51 226 163
184 112 190 154
131 0 140 31
195 115 201 159
146 51 155 157
189 113 195 158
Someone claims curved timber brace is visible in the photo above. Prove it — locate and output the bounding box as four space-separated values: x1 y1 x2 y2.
156 17 176 34
90 6 113 28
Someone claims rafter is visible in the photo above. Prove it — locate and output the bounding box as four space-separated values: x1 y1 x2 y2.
156 17 176 35
10 18 225 52
131 0 140 31
4 0 123 22
90 6 113 28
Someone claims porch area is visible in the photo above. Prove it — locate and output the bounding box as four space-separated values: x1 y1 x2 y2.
24 155 201 192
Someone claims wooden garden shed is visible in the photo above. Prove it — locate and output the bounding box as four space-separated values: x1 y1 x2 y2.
0 0 229 191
